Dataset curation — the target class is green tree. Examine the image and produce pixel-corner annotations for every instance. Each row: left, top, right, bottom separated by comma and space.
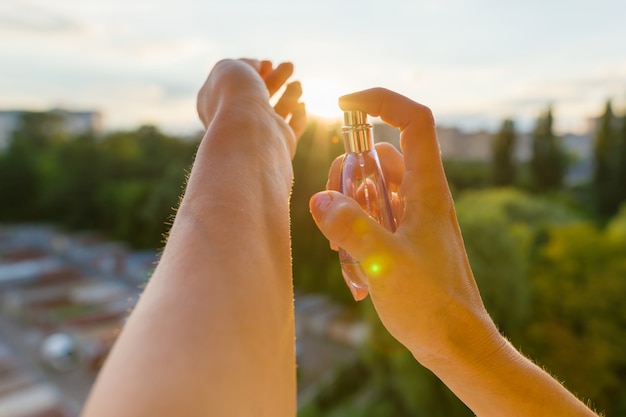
491, 119, 517, 186
455, 188, 577, 336
38, 132, 103, 228
0, 117, 198, 248
9, 111, 68, 150
616, 108, 626, 210
530, 107, 566, 191
592, 100, 621, 216
94, 126, 197, 247
526, 216, 626, 415
0, 136, 41, 220
442, 160, 490, 193
0, 112, 69, 220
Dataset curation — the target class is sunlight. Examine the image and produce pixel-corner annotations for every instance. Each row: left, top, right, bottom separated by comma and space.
300, 79, 343, 121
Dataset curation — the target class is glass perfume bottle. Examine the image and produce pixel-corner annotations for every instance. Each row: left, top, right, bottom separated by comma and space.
338, 110, 397, 291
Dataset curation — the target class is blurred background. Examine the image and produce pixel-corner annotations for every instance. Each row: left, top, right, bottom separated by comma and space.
1, 0, 625, 416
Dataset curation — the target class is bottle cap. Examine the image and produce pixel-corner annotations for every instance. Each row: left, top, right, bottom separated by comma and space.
343, 110, 367, 127
342, 110, 374, 153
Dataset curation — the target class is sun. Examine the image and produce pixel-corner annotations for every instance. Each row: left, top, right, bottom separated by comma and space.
299, 79, 344, 121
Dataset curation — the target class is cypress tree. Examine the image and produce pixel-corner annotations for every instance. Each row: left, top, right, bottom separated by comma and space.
592, 100, 620, 216
530, 107, 566, 191
617, 107, 626, 210
492, 119, 517, 186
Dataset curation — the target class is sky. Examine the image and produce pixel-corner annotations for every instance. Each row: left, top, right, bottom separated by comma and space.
1, 0, 625, 135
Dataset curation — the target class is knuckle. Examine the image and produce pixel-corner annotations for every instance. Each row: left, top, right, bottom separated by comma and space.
412, 104, 435, 128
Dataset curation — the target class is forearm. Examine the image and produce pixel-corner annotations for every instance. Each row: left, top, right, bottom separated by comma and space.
421, 309, 599, 417
82, 123, 296, 417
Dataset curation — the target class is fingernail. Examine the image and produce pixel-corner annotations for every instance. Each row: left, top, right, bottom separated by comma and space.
338, 94, 356, 110
347, 284, 368, 302
337, 96, 348, 109
309, 191, 334, 222
354, 288, 369, 301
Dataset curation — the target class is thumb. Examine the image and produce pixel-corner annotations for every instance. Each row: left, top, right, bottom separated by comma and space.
309, 191, 393, 263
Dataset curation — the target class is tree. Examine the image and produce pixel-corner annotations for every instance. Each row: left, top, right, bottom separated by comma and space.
527, 218, 626, 415
38, 132, 104, 227
0, 112, 68, 221
0, 119, 198, 248
491, 119, 517, 186
592, 100, 621, 216
530, 107, 566, 191
616, 108, 626, 210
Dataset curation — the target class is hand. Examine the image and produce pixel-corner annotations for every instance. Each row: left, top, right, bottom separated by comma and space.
309, 88, 499, 364
196, 59, 306, 158
182, 59, 307, 218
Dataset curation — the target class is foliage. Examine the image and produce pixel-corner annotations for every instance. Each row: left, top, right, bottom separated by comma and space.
0, 113, 198, 248
524, 213, 626, 415
491, 119, 518, 186
442, 160, 491, 194
592, 100, 623, 217
530, 107, 567, 191
619, 112, 626, 208
454, 188, 578, 335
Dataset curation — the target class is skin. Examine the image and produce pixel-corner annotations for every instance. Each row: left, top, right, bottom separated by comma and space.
81, 58, 600, 417
309, 88, 600, 416
81, 58, 305, 417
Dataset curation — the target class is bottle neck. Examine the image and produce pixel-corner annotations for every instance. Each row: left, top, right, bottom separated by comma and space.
342, 124, 374, 153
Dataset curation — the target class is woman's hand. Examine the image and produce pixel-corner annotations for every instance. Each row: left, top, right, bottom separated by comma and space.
196, 59, 306, 158
309, 88, 498, 364
182, 59, 306, 219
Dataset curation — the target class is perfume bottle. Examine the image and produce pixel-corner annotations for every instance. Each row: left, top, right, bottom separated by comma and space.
338, 110, 397, 291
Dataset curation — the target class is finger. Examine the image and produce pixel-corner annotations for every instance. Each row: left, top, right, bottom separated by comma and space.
259, 60, 273, 78
265, 62, 294, 97
309, 191, 395, 266
327, 144, 402, 191
274, 81, 302, 118
338, 88, 443, 181
340, 273, 369, 301
289, 102, 307, 140
375, 143, 405, 222
375, 142, 405, 188
353, 287, 369, 301
325, 156, 343, 252
327, 144, 403, 224
339, 88, 450, 230
326, 155, 344, 192
325, 156, 342, 251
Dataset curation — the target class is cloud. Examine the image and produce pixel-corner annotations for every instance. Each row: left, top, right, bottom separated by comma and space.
501, 70, 626, 113
0, 3, 84, 34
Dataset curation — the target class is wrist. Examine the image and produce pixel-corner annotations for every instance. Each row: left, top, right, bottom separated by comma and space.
199, 101, 294, 161
414, 302, 505, 373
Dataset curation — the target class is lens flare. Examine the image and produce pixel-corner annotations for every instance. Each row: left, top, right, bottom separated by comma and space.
362, 252, 392, 278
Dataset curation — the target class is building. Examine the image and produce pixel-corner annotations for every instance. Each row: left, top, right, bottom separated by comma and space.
372, 121, 596, 185
0, 109, 103, 150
